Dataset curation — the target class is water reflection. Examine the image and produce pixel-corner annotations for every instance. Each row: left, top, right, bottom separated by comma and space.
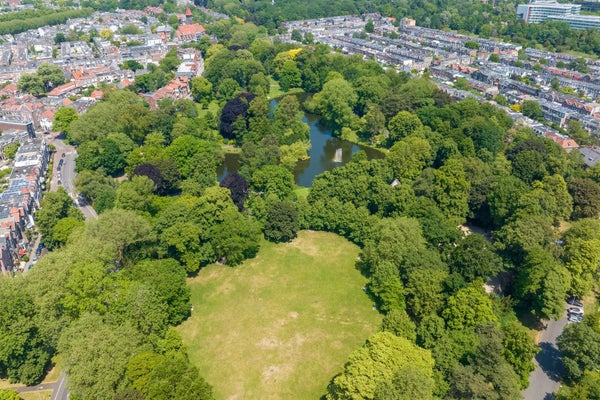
217, 105, 384, 188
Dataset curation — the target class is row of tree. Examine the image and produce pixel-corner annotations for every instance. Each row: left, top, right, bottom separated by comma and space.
0, 8, 92, 35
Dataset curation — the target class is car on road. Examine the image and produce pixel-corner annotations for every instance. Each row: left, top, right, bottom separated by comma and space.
567, 298, 584, 307
568, 307, 584, 315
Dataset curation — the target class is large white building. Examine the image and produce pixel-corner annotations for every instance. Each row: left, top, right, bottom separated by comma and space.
516, 1, 581, 23
517, 1, 600, 30
549, 14, 600, 30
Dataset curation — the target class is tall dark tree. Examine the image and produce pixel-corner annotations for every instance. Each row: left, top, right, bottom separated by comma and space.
220, 172, 249, 211
133, 163, 164, 194
219, 92, 256, 141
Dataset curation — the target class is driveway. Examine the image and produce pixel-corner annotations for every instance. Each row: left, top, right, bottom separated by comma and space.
522, 313, 568, 400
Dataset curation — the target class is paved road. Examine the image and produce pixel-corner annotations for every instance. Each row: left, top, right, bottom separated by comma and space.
50, 373, 68, 400
47, 134, 97, 220
522, 313, 568, 400
11, 381, 58, 394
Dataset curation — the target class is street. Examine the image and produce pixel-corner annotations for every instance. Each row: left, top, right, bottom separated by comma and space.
50, 373, 68, 400
47, 134, 97, 220
522, 313, 568, 400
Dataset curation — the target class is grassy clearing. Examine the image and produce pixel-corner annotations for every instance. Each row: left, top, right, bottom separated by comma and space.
294, 186, 310, 199
267, 77, 304, 100
19, 391, 52, 400
197, 100, 220, 118
178, 230, 381, 400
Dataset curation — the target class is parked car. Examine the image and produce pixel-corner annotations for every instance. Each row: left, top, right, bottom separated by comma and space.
568, 307, 584, 315
57, 179, 62, 185
568, 314, 584, 323
61, 153, 65, 158
567, 298, 584, 307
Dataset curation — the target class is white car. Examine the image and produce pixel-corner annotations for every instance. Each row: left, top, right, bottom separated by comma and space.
568, 307, 584, 315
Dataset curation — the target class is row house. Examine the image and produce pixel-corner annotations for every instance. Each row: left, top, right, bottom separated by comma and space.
175, 23, 206, 43
0, 96, 44, 127
176, 49, 204, 78
539, 100, 573, 128
579, 115, 600, 136
143, 76, 190, 109
0, 137, 48, 273
544, 131, 579, 152
46, 81, 77, 99
541, 91, 600, 115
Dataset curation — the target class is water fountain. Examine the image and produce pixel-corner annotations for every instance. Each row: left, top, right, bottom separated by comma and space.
333, 148, 342, 163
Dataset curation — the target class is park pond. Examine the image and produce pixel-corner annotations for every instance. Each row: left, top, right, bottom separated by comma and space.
217, 102, 385, 187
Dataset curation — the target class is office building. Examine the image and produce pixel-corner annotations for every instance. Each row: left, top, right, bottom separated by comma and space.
517, 1, 581, 23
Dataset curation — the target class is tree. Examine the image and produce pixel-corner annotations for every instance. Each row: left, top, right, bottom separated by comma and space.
449, 234, 502, 282
0, 390, 21, 400
133, 163, 163, 194
52, 107, 78, 135
291, 29, 302, 42
127, 351, 214, 400
59, 314, 143, 400
558, 321, 600, 383
495, 94, 507, 106
219, 92, 256, 141
502, 321, 538, 388
327, 332, 435, 400
365, 18, 374, 33
488, 53, 500, 62
514, 246, 570, 320
3, 142, 19, 160
36, 187, 83, 249
52, 217, 84, 247
125, 259, 190, 325
381, 308, 416, 341
361, 217, 426, 271
190, 76, 213, 105
99, 138, 126, 175
314, 78, 357, 134
263, 201, 299, 242
251, 165, 295, 200
115, 176, 156, 214
75, 169, 116, 204
562, 219, 600, 296
17, 74, 44, 96
568, 178, 600, 219
449, 325, 521, 399
220, 172, 249, 211
454, 77, 469, 90
432, 158, 471, 224
387, 111, 424, 145
210, 209, 261, 265
0, 282, 51, 385
442, 282, 497, 330
557, 370, 600, 400
369, 261, 405, 313
36, 63, 65, 91
83, 208, 154, 267
278, 60, 302, 91
522, 100, 543, 120
464, 40, 480, 50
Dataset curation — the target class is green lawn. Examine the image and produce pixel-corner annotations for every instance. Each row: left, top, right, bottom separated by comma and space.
267, 77, 304, 100
178, 230, 381, 400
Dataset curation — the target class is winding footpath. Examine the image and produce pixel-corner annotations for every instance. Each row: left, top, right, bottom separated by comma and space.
522, 312, 568, 400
